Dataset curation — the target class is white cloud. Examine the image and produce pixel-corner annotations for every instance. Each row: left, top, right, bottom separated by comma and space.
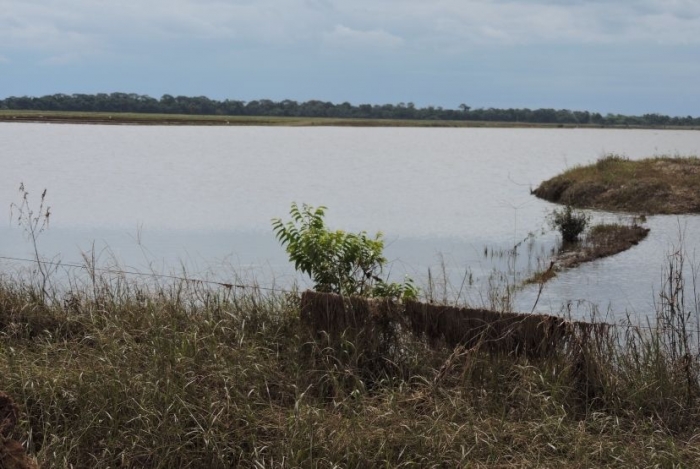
323, 25, 403, 50
0, 2, 102, 61
41, 52, 83, 65
0, 0, 699, 63
0, 0, 327, 59
326, 0, 700, 46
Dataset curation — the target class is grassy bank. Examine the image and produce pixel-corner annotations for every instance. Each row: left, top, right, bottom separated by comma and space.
1, 263, 700, 467
533, 155, 700, 214
1, 110, 699, 129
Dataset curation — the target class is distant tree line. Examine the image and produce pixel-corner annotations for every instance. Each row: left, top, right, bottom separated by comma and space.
1, 92, 698, 127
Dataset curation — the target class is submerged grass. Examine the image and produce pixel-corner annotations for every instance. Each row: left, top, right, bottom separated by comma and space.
533, 155, 700, 214
1, 257, 700, 467
523, 221, 650, 286
558, 222, 650, 269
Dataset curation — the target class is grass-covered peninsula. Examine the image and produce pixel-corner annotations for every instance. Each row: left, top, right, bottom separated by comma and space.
533, 155, 700, 214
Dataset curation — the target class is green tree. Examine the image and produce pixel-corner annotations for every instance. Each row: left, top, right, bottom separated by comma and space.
272, 203, 417, 300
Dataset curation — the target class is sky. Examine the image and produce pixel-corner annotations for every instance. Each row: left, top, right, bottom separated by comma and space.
1, 0, 699, 116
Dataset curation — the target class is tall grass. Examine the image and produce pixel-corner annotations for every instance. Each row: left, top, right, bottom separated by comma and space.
1, 248, 700, 467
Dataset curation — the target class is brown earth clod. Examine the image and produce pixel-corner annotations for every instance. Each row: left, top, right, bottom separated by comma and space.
0, 392, 40, 469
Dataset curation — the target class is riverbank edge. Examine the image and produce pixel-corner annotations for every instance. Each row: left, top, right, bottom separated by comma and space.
2, 110, 700, 129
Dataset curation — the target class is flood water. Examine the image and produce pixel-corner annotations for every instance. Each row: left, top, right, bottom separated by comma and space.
2, 123, 700, 321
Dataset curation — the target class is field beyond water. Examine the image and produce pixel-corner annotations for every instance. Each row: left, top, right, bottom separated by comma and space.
2, 262, 700, 468
1, 110, 697, 129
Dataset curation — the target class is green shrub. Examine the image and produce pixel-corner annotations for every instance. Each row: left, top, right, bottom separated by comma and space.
272, 202, 417, 300
550, 205, 589, 243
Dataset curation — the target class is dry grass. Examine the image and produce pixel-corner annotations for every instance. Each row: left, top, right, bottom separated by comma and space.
1, 266, 700, 467
533, 155, 700, 214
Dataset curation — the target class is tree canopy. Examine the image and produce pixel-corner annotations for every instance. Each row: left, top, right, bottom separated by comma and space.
1, 92, 697, 127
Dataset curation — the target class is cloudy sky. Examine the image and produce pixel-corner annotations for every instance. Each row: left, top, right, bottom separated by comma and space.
1, 0, 699, 115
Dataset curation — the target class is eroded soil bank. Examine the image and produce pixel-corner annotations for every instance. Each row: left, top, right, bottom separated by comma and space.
533, 156, 700, 214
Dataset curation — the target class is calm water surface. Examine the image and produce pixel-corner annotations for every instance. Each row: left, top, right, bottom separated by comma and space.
2, 123, 700, 320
